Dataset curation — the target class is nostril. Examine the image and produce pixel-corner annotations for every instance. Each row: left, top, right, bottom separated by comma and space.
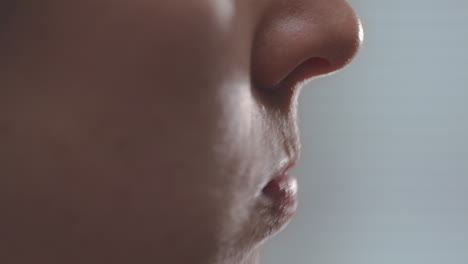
253, 57, 334, 111
288, 57, 333, 83
271, 57, 332, 91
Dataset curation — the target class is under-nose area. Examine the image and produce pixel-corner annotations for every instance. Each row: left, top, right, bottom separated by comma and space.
251, 0, 363, 92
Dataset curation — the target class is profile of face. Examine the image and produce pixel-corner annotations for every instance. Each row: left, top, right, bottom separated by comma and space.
0, 0, 362, 263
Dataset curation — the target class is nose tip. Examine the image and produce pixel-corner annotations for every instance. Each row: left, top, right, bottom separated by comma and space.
298, 17, 363, 83
323, 16, 364, 74
252, 0, 363, 91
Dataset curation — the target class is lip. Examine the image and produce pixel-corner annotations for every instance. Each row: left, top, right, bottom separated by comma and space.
247, 144, 300, 241
256, 157, 299, 229
262, 172, 298, 209
261, 157, 298, 206
263, 155, 298, 190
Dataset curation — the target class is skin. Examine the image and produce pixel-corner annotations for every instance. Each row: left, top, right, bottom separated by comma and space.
0, 0, 362, 263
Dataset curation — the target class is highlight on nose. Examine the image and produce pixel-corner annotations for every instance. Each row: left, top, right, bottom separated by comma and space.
251, 0, 364, 93
284, 19, 364, 88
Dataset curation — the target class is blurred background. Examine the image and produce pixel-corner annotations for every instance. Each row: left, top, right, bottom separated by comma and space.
264, 0, 468, 263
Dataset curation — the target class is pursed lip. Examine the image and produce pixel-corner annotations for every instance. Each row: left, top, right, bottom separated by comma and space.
254, 152, 299, 234
277, 156, 298, 177
256, 151, 299, 195
257, 133, 301, 184
270, 150, 299, 181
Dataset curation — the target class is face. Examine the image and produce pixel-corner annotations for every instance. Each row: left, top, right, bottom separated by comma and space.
0, 0, 362, 263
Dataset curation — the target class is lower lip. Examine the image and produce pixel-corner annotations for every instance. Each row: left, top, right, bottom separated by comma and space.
261, 173, 298, 218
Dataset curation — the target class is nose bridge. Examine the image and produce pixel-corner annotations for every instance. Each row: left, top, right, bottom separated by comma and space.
252, 0, 363, 89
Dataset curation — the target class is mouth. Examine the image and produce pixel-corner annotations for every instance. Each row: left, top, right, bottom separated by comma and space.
261, 158, 298, 210
254, 157, 299, 236
261, 171, 298, 209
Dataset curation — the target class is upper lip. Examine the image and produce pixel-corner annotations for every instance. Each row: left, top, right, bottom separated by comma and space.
259, 155, 299, 194
274, 152, 299, 179
266, 122, 301, 183
257, 140, 300, 194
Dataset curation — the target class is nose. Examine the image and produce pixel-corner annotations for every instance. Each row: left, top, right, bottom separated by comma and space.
251, 0, 363, 96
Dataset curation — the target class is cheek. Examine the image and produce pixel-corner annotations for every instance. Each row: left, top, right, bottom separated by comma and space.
3, 0, 262, 260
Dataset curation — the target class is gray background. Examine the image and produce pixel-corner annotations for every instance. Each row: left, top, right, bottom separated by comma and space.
264, 0, 468, 263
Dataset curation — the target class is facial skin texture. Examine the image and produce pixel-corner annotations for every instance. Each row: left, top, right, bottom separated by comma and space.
0, 0, 362, 263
